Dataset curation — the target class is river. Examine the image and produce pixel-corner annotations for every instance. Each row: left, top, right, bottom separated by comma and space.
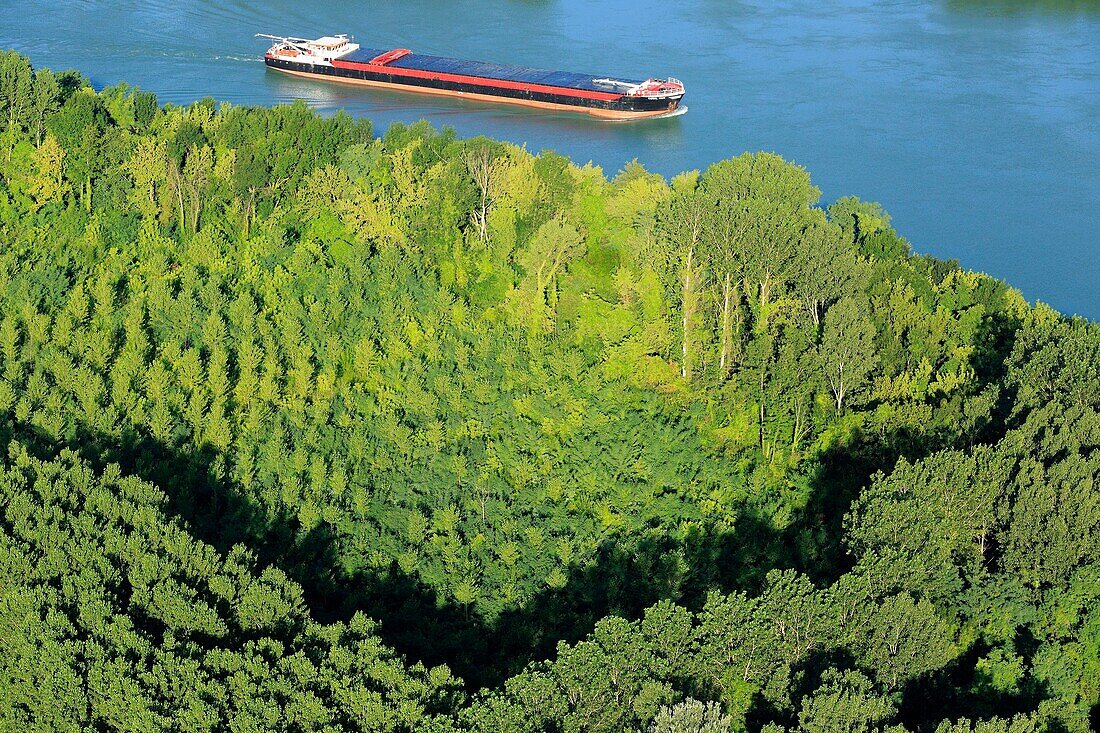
3, 0, 1098, 316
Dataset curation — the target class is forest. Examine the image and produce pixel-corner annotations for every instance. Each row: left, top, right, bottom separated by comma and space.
0, 49, 1097, 732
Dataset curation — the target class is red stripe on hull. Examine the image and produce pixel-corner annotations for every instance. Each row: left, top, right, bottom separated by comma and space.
266, 64, 680, 119
331, 59, 623, 102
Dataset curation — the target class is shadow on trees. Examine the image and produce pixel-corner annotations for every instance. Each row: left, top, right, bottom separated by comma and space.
474, 511, 797, 684
0, 394, 1010, 695
0, 415, 933, 689
787, 310, 1024, 587
895, 635, 1050, 731
785, 419, 969, 587
742, 647, 861, 732
1, 414, 800, 688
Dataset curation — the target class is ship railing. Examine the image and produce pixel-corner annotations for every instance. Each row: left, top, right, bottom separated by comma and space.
593, 78, 637, 89
256, 33, 348, 43
256, 33, 353, 56
257, 33, 312, 45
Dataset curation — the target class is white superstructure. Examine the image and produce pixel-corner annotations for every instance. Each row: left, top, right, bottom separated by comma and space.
256, 33, 360, 66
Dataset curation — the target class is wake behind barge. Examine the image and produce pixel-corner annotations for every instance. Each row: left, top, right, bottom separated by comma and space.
258, 34, 685, 120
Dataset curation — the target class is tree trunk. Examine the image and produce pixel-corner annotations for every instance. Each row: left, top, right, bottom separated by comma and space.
759, 367, 766, 448
681, 244, 696, 380
792, 402, 806, 450
719, 271, 733, 378
6, 109, 14, 163
479, 196, 488, 241
833, 363, 845, 413
172, 164, 185, 229
758, 270, 773, 330
809, 298, 821, 327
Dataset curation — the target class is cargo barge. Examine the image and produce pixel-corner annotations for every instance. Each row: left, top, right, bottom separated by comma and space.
258, 34, 685, 120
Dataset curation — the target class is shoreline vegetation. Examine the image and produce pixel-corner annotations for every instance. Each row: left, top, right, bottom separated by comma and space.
1, 50, 1098, 732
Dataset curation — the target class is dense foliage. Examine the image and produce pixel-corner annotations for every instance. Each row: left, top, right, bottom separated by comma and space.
0, 50, 1097, 731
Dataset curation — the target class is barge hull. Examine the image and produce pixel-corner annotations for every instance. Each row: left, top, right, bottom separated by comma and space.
265, 57, 682, 119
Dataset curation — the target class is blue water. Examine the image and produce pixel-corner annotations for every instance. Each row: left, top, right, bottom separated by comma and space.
3, 0, 1098, 316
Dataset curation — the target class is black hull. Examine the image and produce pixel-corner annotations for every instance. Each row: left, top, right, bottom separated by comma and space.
265, 57, 683, 117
